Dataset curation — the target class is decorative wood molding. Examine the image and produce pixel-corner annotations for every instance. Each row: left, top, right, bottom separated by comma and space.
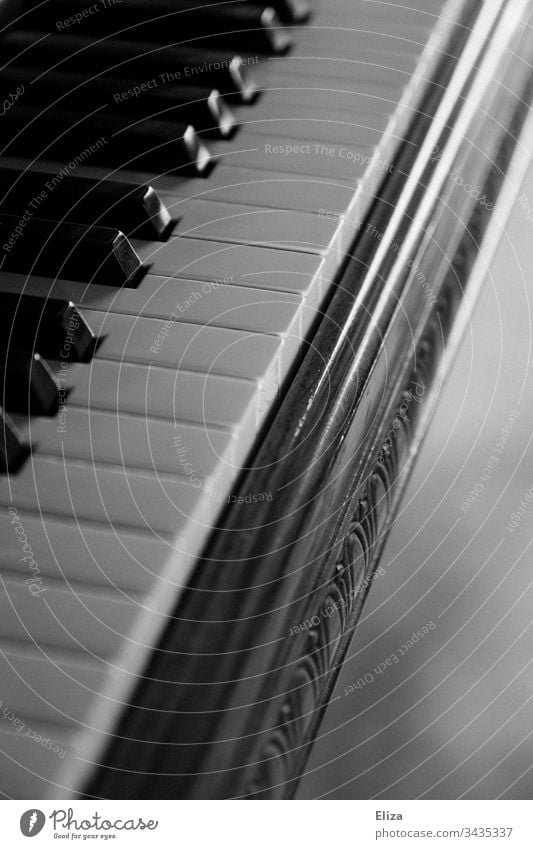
242, 300, 451, 798
239, 90, 533, 798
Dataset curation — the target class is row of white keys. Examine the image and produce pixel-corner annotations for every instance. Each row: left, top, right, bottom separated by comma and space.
130, 236, 329, 303
291, 15, 437, 50
6, 279, 310, 472
250, 70, 417, 107
0, 301, 301, 527
95, 81, 410, 213
0, 320, 285, 502
142, 207, 346, 273
0, 0, 435, 593
235, 109, 392, 146
0, 452, 229, 536
203, 72, 404, 177
0, 225, 329, 593
0, 7, 447, 562
0, 267, 318, 335
170, 199, 346, 253
157, 166, 356, 214
66, 361, 261, 429
238, 85, 405, 115
0, 251, 326, 787
290, 38, 434, 65
14, 409, 239, 477
231, 114, 386, 150
206, 0, 440, 190
311, 0, 445, 21
0, 284, 288, 400
86, 308, 299, 385
0, 262, 313, 377
204, 131, 372, 180
106, 83, 405, 186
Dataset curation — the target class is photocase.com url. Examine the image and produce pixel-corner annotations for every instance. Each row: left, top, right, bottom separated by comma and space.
375, 826, 513, 840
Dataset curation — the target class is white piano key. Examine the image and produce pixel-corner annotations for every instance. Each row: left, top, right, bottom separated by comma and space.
132, 236, 327, 303
0, 454, 218, 534
254, 56, 416, 88
282, 42, 424, 73
295, 16, 433, 44
0, 353, 260, 431
0, 574, 140, 657
16, 410, 238, 478
67, 361, 260, 429
85, 310, 287, 389
0, 721, 74, 799
313, 1, 444, 22
235, 87, 396, 121
242, 114, 385, 148
239, 107, 391, 144
0, 271, 308, 335
207, 131, 371, 181
157, 167, 356, 214
0, 644, 106, 726
0, 510, 188, 593
171, 201, 346, 264
242, 84, 404, 115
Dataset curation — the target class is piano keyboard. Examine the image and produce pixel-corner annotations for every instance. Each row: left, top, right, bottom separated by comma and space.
0, 0, 526, 798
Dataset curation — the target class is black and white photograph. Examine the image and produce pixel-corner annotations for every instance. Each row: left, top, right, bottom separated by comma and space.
0, 0, 532, 842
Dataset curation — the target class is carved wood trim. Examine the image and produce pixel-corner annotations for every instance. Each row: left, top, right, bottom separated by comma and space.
238, 92, 533, 798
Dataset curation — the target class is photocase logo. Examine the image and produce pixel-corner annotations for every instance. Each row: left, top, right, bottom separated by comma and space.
20, 810, 45, 837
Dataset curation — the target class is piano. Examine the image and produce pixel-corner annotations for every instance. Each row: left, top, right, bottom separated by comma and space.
0, 0, 531, 799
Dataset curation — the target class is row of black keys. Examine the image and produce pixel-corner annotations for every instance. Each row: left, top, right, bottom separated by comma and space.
0, 0, 313, 471
0, 0, 315, 285
0, 166, 168, 284
0, 0, 313, 172
1, 344, 80, 473
0, 0, 315, 276
0, 167, 170, 471
21, 0, 310, 36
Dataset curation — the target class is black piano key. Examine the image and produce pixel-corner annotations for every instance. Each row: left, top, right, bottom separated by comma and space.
0, 66, 237, 139
0, 407, 29, 473
4, 31, 258, 103
105, 81, 238, 140
0, 105, 213, 175
110, 82, 237, 139
41, 1, 292, 55
198, 89, 238, 139
0, 215, 144, 287
0, 167, 173, 240
156, 0, 311, 24
0, 349, 61, 416
0, 293, 97, 363
259, 0, 311, 23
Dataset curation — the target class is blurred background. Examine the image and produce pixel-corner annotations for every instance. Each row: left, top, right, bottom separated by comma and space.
298, 161, 533, 800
